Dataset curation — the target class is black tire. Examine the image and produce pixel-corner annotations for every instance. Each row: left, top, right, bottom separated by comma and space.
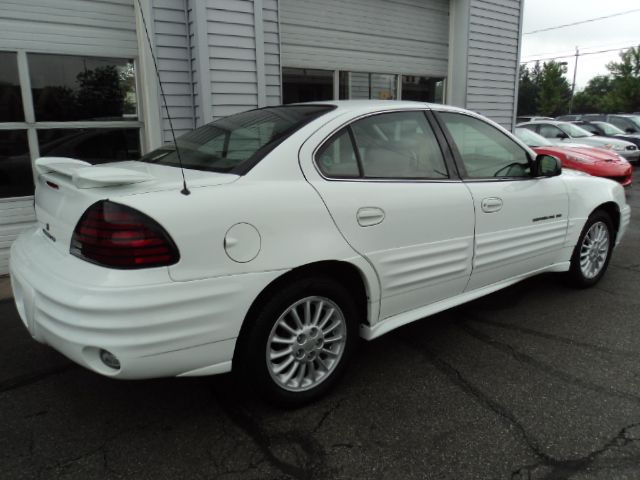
234, 276, 358, 407
566, 210, 615, 288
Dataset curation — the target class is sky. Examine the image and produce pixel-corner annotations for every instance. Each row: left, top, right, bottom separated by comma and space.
520, 0, 640, 91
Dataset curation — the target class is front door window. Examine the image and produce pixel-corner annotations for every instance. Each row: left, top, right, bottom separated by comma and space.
438, 112, 530, 178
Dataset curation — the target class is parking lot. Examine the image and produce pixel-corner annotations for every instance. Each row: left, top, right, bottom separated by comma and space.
1, 170, 639, 480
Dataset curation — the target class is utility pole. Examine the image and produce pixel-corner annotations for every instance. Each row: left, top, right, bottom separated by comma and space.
569, 47, 579, 114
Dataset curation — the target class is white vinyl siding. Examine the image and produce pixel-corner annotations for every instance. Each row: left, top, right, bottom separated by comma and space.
152, 0, 196, 141
0, 198, 36, 274
204, 0, 281, 120
280, 0, 449, 77
466, 0, 523, 130
263, 0, 281, 106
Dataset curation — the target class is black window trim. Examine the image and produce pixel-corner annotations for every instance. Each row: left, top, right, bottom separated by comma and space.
431, 110, 536, 183
312, 108, 460, 183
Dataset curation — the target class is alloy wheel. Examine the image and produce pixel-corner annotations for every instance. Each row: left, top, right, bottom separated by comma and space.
266, 296, 347, 392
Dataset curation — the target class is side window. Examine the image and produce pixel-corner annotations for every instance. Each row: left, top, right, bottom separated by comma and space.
350, 111, 448, 179
609, 117, 629, 131
579, 123, 598, 134
439, 112, 530, 178
539, 124, 564, 139
316, 129, 360, 177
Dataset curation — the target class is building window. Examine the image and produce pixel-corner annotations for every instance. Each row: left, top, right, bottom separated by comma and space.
0, 52, 24, 122
282, 68, 333, 104
339, 72, 397, 100
283, 67, 446, 104
402, 76, 445, 103
37, 129, 140, 165
0, 51, 143, 199
28, 54, 137, 122
0, 130, 32, 198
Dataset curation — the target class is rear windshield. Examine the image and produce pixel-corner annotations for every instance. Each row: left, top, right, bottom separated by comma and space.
139, 105, 335, 174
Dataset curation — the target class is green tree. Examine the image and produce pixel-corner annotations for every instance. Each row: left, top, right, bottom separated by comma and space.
517, 64, 539, 115
536, 61, 572, 117
76, 65, 125, 120
572, 75, 615, 114
606, 45, 640, 112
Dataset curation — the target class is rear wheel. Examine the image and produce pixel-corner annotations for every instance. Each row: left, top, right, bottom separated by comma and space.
567, 211, 614, 288
235, 276, 358, 407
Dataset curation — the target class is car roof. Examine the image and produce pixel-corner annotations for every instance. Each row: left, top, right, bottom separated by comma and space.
518, 120, 565, 125
301, 100, 468, 115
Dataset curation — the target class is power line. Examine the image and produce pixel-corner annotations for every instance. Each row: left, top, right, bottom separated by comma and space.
521, 45, 637, 64
524, 8, 640, 35
525, 39, 640, 59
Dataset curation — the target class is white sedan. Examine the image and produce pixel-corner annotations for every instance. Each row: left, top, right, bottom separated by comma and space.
10, 101, 631, 405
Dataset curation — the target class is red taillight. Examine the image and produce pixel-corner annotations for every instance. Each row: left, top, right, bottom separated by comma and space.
70, 201, 179, 269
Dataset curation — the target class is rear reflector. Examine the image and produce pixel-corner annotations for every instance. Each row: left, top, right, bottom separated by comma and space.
70, 201, 179, 269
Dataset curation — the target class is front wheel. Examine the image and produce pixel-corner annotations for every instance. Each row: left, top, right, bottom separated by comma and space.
566, 211, 615, 288
234, 276, 358, 407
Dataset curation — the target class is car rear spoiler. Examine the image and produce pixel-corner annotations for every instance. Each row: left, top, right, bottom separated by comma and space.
35, 157, 153, 189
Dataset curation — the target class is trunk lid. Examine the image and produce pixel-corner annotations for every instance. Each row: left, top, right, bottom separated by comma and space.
34, 157, 238, 256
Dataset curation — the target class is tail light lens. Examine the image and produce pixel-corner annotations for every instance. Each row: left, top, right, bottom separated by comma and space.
70, 201, 179, 269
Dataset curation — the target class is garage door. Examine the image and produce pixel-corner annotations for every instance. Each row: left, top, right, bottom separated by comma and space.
279, 0, 449, 77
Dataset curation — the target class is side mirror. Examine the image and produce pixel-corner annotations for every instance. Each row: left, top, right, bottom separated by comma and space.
556, 132, 568, 139
626, 128, 636, 134
533, 154, 562, 177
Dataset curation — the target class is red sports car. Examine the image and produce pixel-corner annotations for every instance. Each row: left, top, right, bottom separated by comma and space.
515, 127, 633, 187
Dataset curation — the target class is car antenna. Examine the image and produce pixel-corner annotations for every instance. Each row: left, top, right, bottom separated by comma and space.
136, 0, 190, 196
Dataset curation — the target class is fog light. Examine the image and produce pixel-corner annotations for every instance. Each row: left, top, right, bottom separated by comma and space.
99, 349, 121, 370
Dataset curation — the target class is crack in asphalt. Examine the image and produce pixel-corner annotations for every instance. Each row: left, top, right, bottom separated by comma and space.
399, 332, 640, 480
511, 422, 640, 480
457, 320, 640, 404
37, 425, 136, 479
468, 315, 640, 359
0, 363, 76, 394
215, 394, 333, 480
610, 263, 640, 274
312, 397, 347, 434
399, 333, 552, 464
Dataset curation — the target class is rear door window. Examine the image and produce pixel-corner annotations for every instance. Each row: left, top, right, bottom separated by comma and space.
315, 111, 449, 180
351, 111, 448, 179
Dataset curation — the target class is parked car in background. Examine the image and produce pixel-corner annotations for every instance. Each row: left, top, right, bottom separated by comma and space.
571, 120, 640, 156
10, 101, 632, 406
516, 115, 554, 123
582, 114, 640, 134
556, 114, 582, 121
515, 127, 633, 186
517, 120, 640, 163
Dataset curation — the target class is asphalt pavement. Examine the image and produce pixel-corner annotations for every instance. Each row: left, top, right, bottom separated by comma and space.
1, 169, 640, 480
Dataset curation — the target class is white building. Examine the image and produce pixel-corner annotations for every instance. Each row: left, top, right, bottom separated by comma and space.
0, 0, 524, 274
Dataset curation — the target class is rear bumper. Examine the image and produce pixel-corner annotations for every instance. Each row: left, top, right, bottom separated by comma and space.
10, 227, 283, 379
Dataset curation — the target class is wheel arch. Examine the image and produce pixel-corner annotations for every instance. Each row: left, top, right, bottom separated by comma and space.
594, 201, 620, 239
233, 260, 372, 364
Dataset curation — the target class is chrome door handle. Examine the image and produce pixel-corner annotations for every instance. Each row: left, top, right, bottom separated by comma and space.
481, 197, 503, 213
357, 207, 385, 227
